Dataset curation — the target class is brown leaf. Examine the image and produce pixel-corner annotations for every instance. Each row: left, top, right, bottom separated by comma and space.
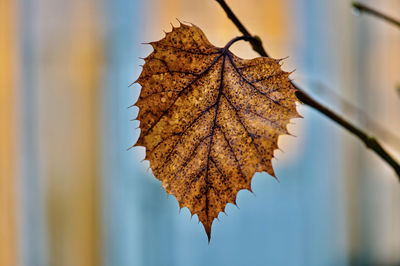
134, 22, 300, 241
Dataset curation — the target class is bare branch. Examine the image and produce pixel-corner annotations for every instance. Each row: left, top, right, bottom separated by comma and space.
216, 0, 400, 179
352, 2, 400, 28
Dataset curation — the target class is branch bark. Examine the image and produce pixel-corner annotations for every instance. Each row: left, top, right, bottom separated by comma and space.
215, 0, 400, 179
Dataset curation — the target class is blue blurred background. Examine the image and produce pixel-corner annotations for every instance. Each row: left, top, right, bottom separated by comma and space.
1, 0, 400, 266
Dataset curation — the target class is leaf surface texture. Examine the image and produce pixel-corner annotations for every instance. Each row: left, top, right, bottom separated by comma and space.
134, 23, 300, 240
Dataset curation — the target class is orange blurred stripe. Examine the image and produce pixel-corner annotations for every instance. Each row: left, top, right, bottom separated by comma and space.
39, 1, 102, 266
0, 0, 17, 265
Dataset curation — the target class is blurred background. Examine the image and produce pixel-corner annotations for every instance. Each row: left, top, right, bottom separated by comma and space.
1, 0, 400, 265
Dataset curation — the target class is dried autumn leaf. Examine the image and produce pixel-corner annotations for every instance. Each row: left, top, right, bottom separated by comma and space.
133, 22, 300, 241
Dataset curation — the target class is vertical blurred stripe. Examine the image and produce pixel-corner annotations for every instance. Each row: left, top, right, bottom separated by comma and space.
0, 0, 17, 265
353, 1, 400, 264
18, 0, 48, 265
101, 1, 149, 266
36, 1, 101, 266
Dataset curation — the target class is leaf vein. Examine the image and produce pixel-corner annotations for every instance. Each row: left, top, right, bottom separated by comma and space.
142, 53, 224, 137
227, 53, 290, 111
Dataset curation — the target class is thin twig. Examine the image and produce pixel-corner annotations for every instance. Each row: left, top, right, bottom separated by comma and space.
215, 0, 268, 57
352, 2, 400, 28
215, 0, 400, 179
311, 81, 400, 151
295, 90, 400, 178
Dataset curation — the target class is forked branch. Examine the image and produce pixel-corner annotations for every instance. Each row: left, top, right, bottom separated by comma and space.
215, 0, 400, 179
